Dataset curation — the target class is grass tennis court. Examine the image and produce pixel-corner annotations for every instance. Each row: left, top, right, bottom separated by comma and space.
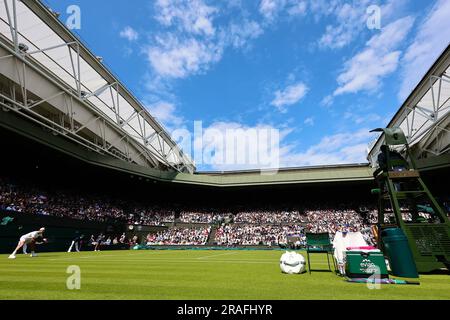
1, 250, 449, 300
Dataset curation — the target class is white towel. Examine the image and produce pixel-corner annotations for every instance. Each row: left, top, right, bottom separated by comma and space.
333, 231, 368, 263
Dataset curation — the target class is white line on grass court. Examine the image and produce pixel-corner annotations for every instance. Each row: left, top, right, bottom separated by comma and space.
39, 257, 332, 265
47, 251, 166, 261
51, 258, 275, 264
196, 251, 239, 259
46, 250, 269, 261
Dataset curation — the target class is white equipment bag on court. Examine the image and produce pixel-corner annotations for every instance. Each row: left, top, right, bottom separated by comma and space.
280, 251, 306, 274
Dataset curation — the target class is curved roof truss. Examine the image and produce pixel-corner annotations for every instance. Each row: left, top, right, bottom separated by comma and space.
367, 44, 450, 166
0, 0, 195, 173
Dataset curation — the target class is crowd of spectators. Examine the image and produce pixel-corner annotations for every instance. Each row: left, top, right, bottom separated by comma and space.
179, 211, 231, 224
179, 212, 213, 223
234, 210, 306, 224
215, 224, 304, 246
0, 177, 174, 225
304, 209, 375, 245
146, 227, 211, 245
304, 209, 369, 234
128, 208, 174, 226
0, 175, 376, 245
7, 175, 450, 247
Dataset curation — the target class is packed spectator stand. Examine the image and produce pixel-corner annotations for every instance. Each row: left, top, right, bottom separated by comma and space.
0, 175, 418, 248
215, 224, 304, 246
146, 227, 211, 245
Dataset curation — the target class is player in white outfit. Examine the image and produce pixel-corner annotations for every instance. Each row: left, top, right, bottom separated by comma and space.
8, 227, 46, 259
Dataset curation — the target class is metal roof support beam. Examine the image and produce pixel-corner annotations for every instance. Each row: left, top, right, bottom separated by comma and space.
103, 132, 159, 168
408, 74, 450, 146
108, 84, 120, 124
78, 82, 174, 165
122, 109, 145, 128
81, 82, 118, 100
0, 99, 116, 159
26, 91, 66, 110
25, 41, 78, 56
1, 0, 195, 172
368, 45, 450, 166
0, 51, 148, 166
74, 115, 101, 134
2, 0, 18, 51
414, 108, 450, 156
26, 40, 82, 98
19, 0, 194, 172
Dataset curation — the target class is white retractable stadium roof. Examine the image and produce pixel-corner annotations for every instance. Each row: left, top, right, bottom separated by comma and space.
0, 0, 195, 173
368, 44, 450, 165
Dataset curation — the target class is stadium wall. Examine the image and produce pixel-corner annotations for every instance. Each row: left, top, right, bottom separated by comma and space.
0, 210, 126, 254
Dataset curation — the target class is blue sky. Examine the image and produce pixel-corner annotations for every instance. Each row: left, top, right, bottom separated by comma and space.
44, 0, 450, 171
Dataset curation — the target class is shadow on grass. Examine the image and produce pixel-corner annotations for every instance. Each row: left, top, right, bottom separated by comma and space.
306, 269, 335, 273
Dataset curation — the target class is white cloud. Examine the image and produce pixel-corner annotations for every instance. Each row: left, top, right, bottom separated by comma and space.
227, 20, 264, 49
154, 0, 217, 36
318, 1, 370, 50
186, 114, 374, 170
194, 121, 288, 171
288, 1, 307, 16
308, 0, 341, 20
119, 26, 139, 41
191, 122, 374, 170
259, 0, 284, 21
380, 0, 408, 21
399, 0, 450, 100
147, 1, 222, 79
271, 82, 309, 112
304, 117, 314, 126
146, 101, 184, 131
333, 16, 415, 96
147, 1, 266, 80
344, 112, 382, 124
146, 35, 223, 79
280, 128, 374, 167
319, 24, 354, 50
321, 95, 334, 107
147, 101, 183, 126
259, 0, 308, 21
316, 0, 409, 50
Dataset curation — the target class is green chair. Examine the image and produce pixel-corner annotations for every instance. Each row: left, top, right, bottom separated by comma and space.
305, 232, 336, 274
